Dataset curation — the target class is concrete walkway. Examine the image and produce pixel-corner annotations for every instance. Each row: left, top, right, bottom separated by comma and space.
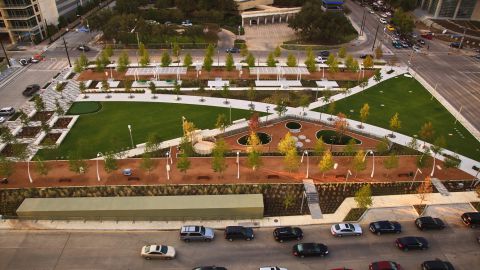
1, 191, 477, 231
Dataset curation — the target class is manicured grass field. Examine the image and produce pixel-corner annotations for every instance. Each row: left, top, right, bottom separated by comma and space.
67, 101, 102, 114
315, 75, 480, 160
38, 102, 257, 159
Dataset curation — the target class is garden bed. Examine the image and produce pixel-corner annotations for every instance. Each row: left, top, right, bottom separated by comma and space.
16, 126, 41, 138
30, 111, 54, 122
413, 204, 426, 215
40, 133, 62, 145
0, 143, 28, 157
343, 208, 366, 221
52, 117, 73, 129
316, 130, 361, 145
237, 132, 272, 145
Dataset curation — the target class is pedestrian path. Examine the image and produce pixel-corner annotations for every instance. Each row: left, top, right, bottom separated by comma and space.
431, 178, 450, 196
28, 59, 70, 71
303, 179, 322, 219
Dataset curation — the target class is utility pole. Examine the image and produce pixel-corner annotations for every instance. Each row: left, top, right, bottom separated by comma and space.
360, 10, 367, 36
459, 27, 467, 49
0, 40, 11, 67
63, 37, 72, 67
371, 24, 379, 51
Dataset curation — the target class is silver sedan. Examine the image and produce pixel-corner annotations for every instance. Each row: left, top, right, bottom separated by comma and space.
330, 223, 363, 237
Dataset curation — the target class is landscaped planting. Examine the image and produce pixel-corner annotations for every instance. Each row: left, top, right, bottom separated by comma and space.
52, 117, 73, 129
316, 130, 361, 145
237, 132, 272, 145
30, 111, 54, 122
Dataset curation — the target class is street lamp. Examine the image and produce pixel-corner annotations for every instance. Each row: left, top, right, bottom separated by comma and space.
410, 168, 423, 188
127, 124, 134, 148
266, 106, 270, 123
96, 152, 102, 182
236, 151, 240, 179
300, 150, 310, 178
363, 150, 375, 178
27, 159, 33, 183
166, 151, 171, 181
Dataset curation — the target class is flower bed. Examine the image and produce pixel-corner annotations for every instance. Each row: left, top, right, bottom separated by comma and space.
0, 143, 28, 157
30, 111, 54, 122
16, 126, 41, 138
40, 133, 62, 145
52, 117, 73, 129
343, 208, 366, 221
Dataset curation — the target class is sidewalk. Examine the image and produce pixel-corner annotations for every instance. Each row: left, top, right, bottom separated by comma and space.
1, 191, 477, 231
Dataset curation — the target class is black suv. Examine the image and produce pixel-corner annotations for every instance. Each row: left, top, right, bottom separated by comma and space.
395, 236, 429, 251
192, 267, 227, 270
421, 259, 454, 270
224, 226, 254, 241
461, 212, 480, 228
292, 243, 328, 258
273, 226, 303, 242
369, 220, 402, 235
415, 216, 445, 230
22, 84, 40, 97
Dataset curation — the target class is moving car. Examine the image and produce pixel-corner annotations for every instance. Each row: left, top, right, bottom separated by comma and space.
369, 261, 403, 270
273, 226, 303, 242
461, 212, 480, 228
224, 226, 254, 241
192, 267, 227, 270
386, 25, 395, 31
369, 220, 402, 235
22, 84, 40, 97
395, 236, 429, 251
380, 18, 388, 24
141, 244, 175, 260
0, 107, 15, 116
30, 54, 44, 63
415, 216, 445, 230
259, 267, 287, 270
421, 259, 455, 270
180, 225, 215, 242
331, 223, 362, 237
77, 45, 90, 52
225, 48, 240, 53
292, 243, 328, 258
181, 20, 193, 26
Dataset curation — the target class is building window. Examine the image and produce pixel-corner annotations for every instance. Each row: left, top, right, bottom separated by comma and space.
456, 0, 476, 18
428, 0, 439, 15
438, 0, 458, 18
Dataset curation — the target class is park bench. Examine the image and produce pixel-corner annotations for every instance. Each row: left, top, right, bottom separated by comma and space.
128, 177, 140, 181
58, 178, 71, 183
197, 175, 211, 180
267, 175, 280, 179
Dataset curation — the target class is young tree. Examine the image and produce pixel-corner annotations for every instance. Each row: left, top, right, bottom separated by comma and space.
221, 84, 230, 104
327, 101, 336, 120
284, 148, 300, 172
392, 8, 414, 35
73, 58, 83, 73
326, 54, 339, 72
248, 113, 260, 132
177, 151, 191, 175
215, 113, 229, 133
363, 55, 374, 69
359, 103, 369, 128
240, 43, 248, 58
34, 156, 49, 177
183, 53, 192, 67
419, 121, 435, 147
350, 58, 360, 73
101, 80, 110, 92
286, 53, 297, 67
68, 151, 88, 174
140, 48, 150, 67
0, 127, 15, 145
103, 152, 118, 174
298, 94, 310, 115
225, 53, 235, 71
373, 69, 382, 83
278, 132, 296, 155
145, 132, 162, 154
383, 153, 399, 177
351, 149, 367, 178
376, 137, 391, 154
138, 42, 146, 59
318, 149, 335, 178
34, 95, 45, 112
247, 149, 262, 172
343, 138, 358, 156
314, 137, 326, 155
274, 99, 287, 117
345, 54, 354, 70
389, 113, 401, 137
246, 53, 255, 67
417, 148, 431, 168
374, 46, 383, 59
95, 55, 105, 72
172, 42, 181, 62
78, 53, 89, 70
338, 46, 347, 58
203, 53, 213, 72
274, 46, 282, 57
54, 99, 65, 116
430, 135, 446, 161
267, 52, 276, 67
212, 138, 228, 176
55, 82, 64, 99
444, 154, 461, 169
117, 50, 130, 72
161, 51, 172, 67
304, 47, 317, 72
247, 86, 256, 108
140, 153, 155, 176
79, 81, 87, 98
334, 112, 348, 142
149, 81, 156, 97
104, 44, 113, 57
173, 80, 181, 100
0, 155, 13, 178
206, 43, 215, 57
18, 109, 30, 127
417, 177, 433, 205
354, 184, 373, 209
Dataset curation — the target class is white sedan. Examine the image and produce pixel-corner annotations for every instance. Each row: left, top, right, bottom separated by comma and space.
380, 18, 388, 24
260, 267, 287, 270
331, 223, 363, 237
141, 244, 176, 260
0, 117, 5, 124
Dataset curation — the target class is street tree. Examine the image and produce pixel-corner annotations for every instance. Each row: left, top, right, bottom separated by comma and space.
247, 150, 262, 172
274, 46, 282, 57
203, 53, 213, 72
417, 177, 433, 205
284, 148, 300, 172
392, 8, 414, 35
345, 54, 354, 70
318, 149, 335, 178
124, 79, 133, 98
161, 51, 172, 67
363, 55, 374, 69
0, 155, 13, 178
140, 48, 150, 67
74, 58, 82, 73
298, 94, 310, 115
177, 151, 191, 176
34, 95, 45, 112
383, 153, 399, 177
374, 46, 383, 59
215, 113, 229, 133
246, 53, 255, 67
355, 184, 373, 209
183, 53, 192, 67
278, 132, 296, 155
389, 113, 401, 137
247, 86, 256, 107
34, 156, 49, 177
212, 138, 228, 177
267, 52, 276, 67
103, 152, 118, 174
338, 46, 347, 58
206, 43, 215, 57
304, 47, 317, 72
117, 51, 130, 72
172, 42, 181, 62
326, 54, 339, 72
221, 84, 230, 104
104, 44, 113, 57
373, 69, 382, 83
140, 153, 155, 176
138, 42, 146, 58
240, 43, 248, 57
314, 136, 326, 155
327, 101, 336, 120
173, 80, 181, 100
286, 53, 297, 67
225, 53, 234, 71
351, 149, 367, 178
419, 121, 435, 147
149, 81, 156, 98
68, 150, 88, 175
334, 112, 348, 142
78, 53, 89, 70
359, 103, 369, 128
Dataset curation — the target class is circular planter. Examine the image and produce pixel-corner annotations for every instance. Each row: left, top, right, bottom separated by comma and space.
285, 121, 302, 133
316, 130, 361, 145
238, 132, 272, 145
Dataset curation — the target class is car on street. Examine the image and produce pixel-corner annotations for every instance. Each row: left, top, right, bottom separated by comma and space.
141, 244, 175, 260
380, 18, 388, 24
181, 20, 193, 26
273, 226, 303, 242
415, 216, 445, 230
22, 84, 40, 97
450, 42, 462, 48
180, 225, 215, 242
225, 48, 239, 53
386, 24, 395, 31
259, 267, 287, 270
417, 39, 426, 45
315, 56, 326, 63
224, 226, 254, 241
369, 220, 402, 235
461, 212, 480, 228
30, 54, 44, 63
0, 117, 5, 124
0, 107, 15, 116
421, 259, 455, 270
19, 58, 30, 66
331, 223, 362, 237
392, 41, 403, 49
292, 243, 328, 258
477, 235, 480, 243
318, 50, 330, 57
385, 11, 392, 16
192, 267, 227, 270
412, 45, 421, 53
369, 261, 403, 270
395, 236, 429, 251
474, 54, 480, 60
77, 45, 91, 52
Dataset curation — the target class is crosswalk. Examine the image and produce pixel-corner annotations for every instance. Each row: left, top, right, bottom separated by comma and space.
27, 59, 70, 71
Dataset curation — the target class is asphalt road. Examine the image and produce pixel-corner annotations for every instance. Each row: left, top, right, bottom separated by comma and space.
0, 220, 478, 270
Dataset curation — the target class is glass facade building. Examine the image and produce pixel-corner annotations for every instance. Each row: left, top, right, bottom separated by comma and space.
420, 0, 479, 19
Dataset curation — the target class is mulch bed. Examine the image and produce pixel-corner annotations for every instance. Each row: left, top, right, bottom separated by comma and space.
40, 133, 62, 145
343, 208, 367, 221
0, 143, 28, 157
471, 202, 480, 211
413, 204, 427, 215
52, 117, 73, 129
30, 111, 54, 122
16, 126, 41, 138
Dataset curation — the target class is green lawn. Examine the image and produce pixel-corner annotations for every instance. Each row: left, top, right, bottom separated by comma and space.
38, 102, 257, 159
315, 75, 480, 161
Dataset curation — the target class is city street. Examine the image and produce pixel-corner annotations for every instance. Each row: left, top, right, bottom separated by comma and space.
0, 217, 478, 270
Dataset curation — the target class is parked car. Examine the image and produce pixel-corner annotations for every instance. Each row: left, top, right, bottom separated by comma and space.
417, 39, 426, 45
22, 84, 40, 97
181, 20, 193, 26
421, 259, 455, 270
461, 212, 480, 228
385, 11, 392, 16
386, 24, 395, 31
0, 107, 15, 116
412, 45, 421, 53
164, 21, 172, 25
224, 226, 254, 241
0, 117, 5, 124
331, 223, 362, 237
318, 50, 330, 57
415, 216, 445, 230
225, 48, 240, 53
330, 268, 353, 270
369, 261, 403, 270
392, 41, 403, 49
315, 56, 326, 63
141, 244, 175, 260
380, 18, 388, 24
259, 267, 287, 270
180, 225, 215, 242
395, 236, 429, 251
380, 13, 388, 18
450, 42, 462, 48
292, 243, 328, 258
369, 220, 402, 235
122, 168, 132, 176
77, 45, 90, 52
19, 58, 30, 66
477, 235, 480, 244
273, 226, 303, 242
30, 54, 44, 63
192, 267, 227, 270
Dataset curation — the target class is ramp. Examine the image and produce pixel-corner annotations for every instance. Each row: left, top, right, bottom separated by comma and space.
431, 178, 450, 196
303, 179, 323, 219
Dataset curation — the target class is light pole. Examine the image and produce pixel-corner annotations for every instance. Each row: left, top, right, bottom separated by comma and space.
127, 124, 134, 148
96, 152, 102, 181
27, 159, 33, 183
430, 154, 439, 177
166, 151, 171, 181
236, 151, 240, 179
266, 106, 270, 123
410, 168, 423, 188
300, 150, 309, 178
363, 150, 375, 178
229, 105, 232, 124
